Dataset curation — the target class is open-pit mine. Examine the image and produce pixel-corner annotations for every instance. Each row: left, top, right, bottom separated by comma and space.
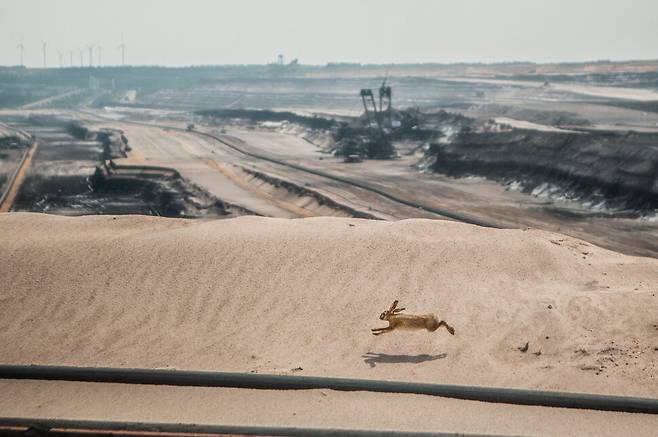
1, 59, 658, 436
2, 63, 657, 257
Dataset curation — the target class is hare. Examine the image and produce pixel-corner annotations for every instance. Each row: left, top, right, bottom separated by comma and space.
371, 300, 455, 336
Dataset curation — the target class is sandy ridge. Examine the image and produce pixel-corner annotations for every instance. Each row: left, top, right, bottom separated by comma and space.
0, 213, 656, 398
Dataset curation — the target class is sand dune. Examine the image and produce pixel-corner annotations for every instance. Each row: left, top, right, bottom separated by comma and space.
0, 213, 656, 398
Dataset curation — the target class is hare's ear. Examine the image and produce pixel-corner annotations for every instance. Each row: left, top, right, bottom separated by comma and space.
393, 307, 405, 313
388, 300, 399, 312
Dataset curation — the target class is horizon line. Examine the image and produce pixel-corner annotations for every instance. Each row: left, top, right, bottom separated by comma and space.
2, 57, 658, 70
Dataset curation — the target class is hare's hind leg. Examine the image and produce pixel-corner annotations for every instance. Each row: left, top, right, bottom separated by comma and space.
438, 320, 455, 335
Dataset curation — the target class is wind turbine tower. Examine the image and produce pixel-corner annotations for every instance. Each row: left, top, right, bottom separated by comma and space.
79, 49, 84, 67
69, 50, 74, 67
17, 40, 24, 66
88, 45, 94, 67
118, 39, 126, 66
41, 41, 48, 68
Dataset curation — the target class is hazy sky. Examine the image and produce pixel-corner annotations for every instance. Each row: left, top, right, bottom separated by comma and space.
1, 0, 657, 67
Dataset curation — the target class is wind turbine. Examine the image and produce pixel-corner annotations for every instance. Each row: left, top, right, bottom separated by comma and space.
17, 40, 24, 66
118, 37, 126, 66
79, 48, 84, 67
41, 40, 48, 68
97, 44, 103, 67
69, 50, 74, 67
87, 44, 94, 67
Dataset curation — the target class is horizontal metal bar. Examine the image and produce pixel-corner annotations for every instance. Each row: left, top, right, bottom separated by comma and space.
1, 364, 657, 414
0, 417, 517, 437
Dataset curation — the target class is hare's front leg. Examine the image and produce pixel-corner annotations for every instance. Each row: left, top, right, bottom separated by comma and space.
371, 326, 393, 335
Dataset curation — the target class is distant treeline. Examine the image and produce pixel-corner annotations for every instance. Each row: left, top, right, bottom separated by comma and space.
499, 71, 658, 88
197, 109, 337, 130
0, 87, 38, 107
0, 65, 307, 91
2, 61, 657, 92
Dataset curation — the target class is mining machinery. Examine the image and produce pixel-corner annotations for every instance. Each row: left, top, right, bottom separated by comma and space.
354, 76, 395, 159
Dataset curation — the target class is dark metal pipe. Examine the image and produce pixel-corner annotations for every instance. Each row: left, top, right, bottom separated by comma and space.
1, 364, 657, 415
0, 417, 510, 437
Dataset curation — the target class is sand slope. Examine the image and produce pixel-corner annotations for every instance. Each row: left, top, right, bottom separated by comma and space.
0, 213, 656, 397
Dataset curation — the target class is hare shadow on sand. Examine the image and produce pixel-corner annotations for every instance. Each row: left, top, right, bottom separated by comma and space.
362, 352, 448, 368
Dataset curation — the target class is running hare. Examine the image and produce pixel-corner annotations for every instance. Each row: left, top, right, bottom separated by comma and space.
371, 300, 455, 336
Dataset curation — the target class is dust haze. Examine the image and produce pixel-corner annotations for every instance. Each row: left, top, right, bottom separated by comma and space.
1, 0, 658, 66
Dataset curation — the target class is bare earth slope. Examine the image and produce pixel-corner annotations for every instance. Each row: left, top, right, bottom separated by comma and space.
0, 213, 656, 399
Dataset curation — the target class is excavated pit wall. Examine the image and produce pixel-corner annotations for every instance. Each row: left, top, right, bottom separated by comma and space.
425, 127, 658, 214
9, 120, 235, 218
240, 167, 378, 219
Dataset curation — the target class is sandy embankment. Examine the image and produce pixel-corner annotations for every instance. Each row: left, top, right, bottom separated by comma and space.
0, 212, 656, 399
